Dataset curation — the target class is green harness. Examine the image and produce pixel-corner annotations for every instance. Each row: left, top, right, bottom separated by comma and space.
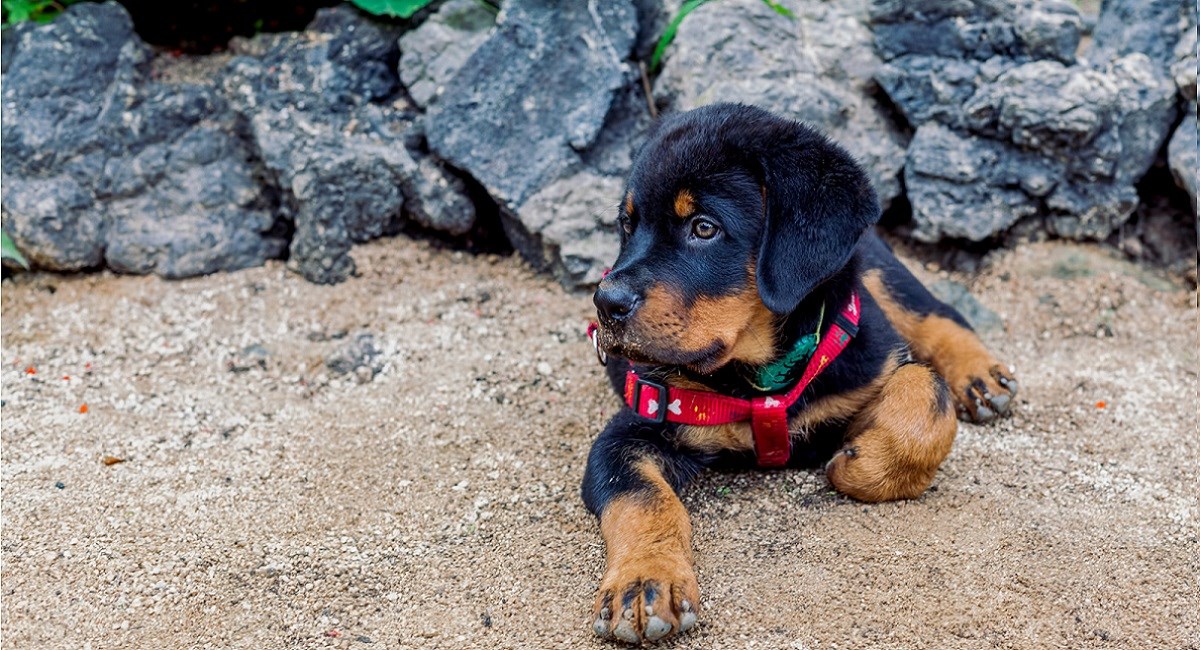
751, 302, 825, 392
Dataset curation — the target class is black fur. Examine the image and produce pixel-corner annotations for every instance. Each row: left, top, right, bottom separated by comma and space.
582, 104, 973, 517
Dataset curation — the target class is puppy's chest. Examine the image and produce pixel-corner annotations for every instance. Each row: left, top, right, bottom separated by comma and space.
673, 381, 883, 453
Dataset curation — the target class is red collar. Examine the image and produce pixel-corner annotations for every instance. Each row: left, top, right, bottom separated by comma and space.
620, 291, 860, 467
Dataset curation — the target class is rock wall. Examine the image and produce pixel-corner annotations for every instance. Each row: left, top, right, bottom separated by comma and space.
2, 0, 1195, 286
873, 0, 1182, 243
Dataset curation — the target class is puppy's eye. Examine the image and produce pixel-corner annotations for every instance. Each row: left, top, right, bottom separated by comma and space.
691, 218, 719, 240
620, 217, 633, 235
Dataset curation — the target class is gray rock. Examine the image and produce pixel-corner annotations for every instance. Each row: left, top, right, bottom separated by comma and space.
874, 0, 1178, 242
228, 344, 271, 373
222, 6, 475, 283
1, 2, 284, 275
398, 0, 495, 109
425, 0, 639, 287
426, 0, 638, 210
655, 0, 908, 207
927, 280, 1003, 334
904, 124, 1044, 241
1089, 0, 1194, 70
1170, 16, 1197, 99
873, 0, 1082, 65
1168, 106, 1197, 214
514, 172, 625, 286
499, 69, 656, 288
325, 333, 382, 376
632, 0, 681, 61
401, 156, 477, 235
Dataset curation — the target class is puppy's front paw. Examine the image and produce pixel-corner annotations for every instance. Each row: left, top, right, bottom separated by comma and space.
950, 363, 1017, 423
592, 554, 699, 644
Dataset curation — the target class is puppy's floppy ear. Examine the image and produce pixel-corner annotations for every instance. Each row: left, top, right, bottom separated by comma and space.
755, 125, 880, 315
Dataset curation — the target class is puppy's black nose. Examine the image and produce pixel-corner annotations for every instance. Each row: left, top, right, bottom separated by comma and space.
594, 284, 640, 323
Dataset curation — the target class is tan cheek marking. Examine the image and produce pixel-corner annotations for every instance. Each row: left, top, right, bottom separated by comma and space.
636, 284, 690, 348
686, 265, 776, 366
674, 189, 696, 219
636, 275, 776, 366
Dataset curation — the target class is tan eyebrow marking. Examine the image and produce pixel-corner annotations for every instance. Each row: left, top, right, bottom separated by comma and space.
674, 189, 695, 219
624, 191, 635, 216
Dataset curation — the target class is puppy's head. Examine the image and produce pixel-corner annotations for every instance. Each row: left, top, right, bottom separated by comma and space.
594, 103, 879, 374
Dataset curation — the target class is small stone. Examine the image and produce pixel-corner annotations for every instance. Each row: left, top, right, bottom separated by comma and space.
54, 482, 65, 490
535, 362, 552, 376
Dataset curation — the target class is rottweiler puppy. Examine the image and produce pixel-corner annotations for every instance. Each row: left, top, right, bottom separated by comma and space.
583, 103, 1017, 644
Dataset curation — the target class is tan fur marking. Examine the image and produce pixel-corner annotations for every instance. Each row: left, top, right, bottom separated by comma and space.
595, 459, 699, 641
624, 191, 634, 217
636, 282, 776, 370
827, 363, 957, 502
790, 353, 900, 432
677, 421, 755, 453
674, 189, 696, 219
863, 270, 1011, 416
599, 460, 692, 570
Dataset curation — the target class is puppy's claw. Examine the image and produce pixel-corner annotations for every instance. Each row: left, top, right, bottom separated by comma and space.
612, 620, 640, 644
680, 611, 697, 632
645, 616, 672, 641
593, 617, 611, 638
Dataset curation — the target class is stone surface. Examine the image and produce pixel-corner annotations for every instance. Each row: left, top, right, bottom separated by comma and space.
1168, 107, 1197, 214
873, 0, 1082, 65
2, 3, 479, 284
655, 0, 908, 207
1170, 20, 1197, 99
927, 280, 1003, 334
875, 0, 1178, 242
515, 172, 624, 286
1089, 0, 1194, 69
325, 332, 382, 376
223, 6, 475, 283
1, 2, 284, 276
426, 0, 641, 288
398, 0, 496, 109
427, 0, 638, 209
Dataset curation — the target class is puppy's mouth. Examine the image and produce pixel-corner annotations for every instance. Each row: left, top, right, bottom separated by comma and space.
597, 327, 729, 374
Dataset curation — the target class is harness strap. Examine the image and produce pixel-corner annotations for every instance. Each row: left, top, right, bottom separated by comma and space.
622, 291, 861, 467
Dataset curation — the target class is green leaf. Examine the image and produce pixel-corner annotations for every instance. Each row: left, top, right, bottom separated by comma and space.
347, 0, 436, 19
2, 0, 80, 27
759, 0, 795, 19
650, 0, 712, 72
2, 230, 29, 269
2, 0, 37, 26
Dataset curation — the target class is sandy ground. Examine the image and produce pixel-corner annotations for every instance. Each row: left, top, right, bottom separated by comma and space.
1, 236, 1197, 650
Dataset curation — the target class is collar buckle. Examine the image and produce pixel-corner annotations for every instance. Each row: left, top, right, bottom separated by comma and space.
632, 377, 669, 424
